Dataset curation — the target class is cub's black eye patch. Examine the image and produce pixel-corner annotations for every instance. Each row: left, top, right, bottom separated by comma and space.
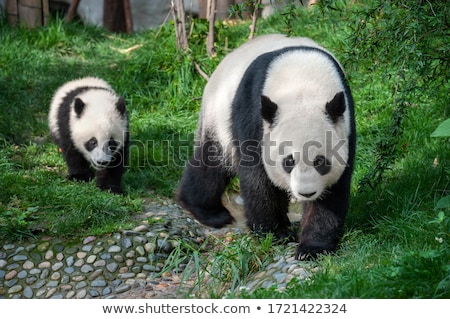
314, 155, 331, 175
283, 154, 295, 174
108, 138, 119, 152
85, 137, 98, 151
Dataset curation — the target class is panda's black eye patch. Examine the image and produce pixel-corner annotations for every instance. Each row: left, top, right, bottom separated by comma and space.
314, 155, 331, 175
108, 138, 119, 152
85, 137, 98, 151
283, 154, 295, 174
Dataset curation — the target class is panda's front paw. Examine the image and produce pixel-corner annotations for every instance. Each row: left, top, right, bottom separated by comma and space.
295, 242, 335, 261
100, 185, 124, 194
273, 227, 298, 243
68, 173, 93, 182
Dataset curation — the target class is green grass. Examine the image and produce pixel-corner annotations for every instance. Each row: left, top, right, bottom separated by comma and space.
0, 0, 449, 298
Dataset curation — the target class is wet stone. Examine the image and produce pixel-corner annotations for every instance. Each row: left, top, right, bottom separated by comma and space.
80, 265, 94, 273
5, 270, 17, 280
54, 244, 65, 253
93, 246, 104, 254
7, 263, 19, 270
61, 274, 70, 284
65, 247, 78, 255
106, 263, 119, 272
52, 262, 64, 271
108, 245, 121, 253
45, 250, 54, 260
66, 256, 74, 267
26, 276, 37, 285
76, 289, 87, 299
29, 252, 42, 263
89, 269, 103, 280
91, 280, 107, 287
115, 284, 131, 294
76, 281, 87, 289
40, 268, 50, 279
34, 280, 46, 289
100, 253, 112, 260
12, 255, 27, 262
17, 270, 27, 279
8, 285, 23, 294
6, 279, 18, 288
77, 252, 87, 259
23, 286, 33, 298
30, 268, 41, 275
82, 245, 93, 252
64, 267, 75, 274
102, 286, 113, 296
121, 238, 133, 249
23, 260, 35, 270
89, 289, 100, 297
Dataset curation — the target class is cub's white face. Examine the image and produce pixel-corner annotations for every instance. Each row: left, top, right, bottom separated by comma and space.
70, 90, 127, 170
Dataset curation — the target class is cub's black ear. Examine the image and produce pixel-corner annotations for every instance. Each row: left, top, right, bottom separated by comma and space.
116, 97, 126, 116
261, 95, 278, 125
325, 91, 346, 124
74, 98, 85, 117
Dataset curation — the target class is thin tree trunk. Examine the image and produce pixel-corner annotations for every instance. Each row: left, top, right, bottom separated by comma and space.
206, 0, 216, 56
171, 0, 189, 50
249, 0, 261, 39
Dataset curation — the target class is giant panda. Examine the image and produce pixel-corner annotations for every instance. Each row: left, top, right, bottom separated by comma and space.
49, 77, 129, 194
177, 34, 356, 260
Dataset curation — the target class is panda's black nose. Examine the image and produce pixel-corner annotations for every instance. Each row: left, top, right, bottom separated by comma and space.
299, 192, 316, 198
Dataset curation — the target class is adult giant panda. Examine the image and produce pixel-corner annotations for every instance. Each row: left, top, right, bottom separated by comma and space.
49, 77, 129, 194
177, 34, 356, 260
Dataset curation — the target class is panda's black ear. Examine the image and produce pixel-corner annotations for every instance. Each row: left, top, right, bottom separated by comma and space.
326, 91, 346, 124
74, 98, 85, 117
116, 97, 126, 117
261, 95, 278, 125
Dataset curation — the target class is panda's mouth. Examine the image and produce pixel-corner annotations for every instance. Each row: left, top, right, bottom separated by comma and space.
91, 160, 111, 170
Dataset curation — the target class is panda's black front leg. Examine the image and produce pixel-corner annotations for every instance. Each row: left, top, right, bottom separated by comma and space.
64, 147, 93, 182
95, 148, 126, 194
239, 164, 296, 242
96, 165, 125, 194
295, 170, 351, 260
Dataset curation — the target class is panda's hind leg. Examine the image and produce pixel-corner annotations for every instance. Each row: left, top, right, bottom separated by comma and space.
177, 139, 235, 228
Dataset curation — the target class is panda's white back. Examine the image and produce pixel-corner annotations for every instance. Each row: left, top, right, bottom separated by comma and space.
200, 34, 326, 148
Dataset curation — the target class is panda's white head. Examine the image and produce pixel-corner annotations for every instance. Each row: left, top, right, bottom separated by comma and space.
70, 89, 127, 170
259, 50, 351, 201
261, 91, 349, 201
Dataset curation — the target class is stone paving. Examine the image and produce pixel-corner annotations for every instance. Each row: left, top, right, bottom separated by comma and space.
0, 197, 312, 299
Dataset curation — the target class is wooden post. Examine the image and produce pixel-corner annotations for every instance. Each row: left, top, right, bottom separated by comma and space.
65, 0, 80, 23
7, 0, 49, 28
103, 0, 133, 33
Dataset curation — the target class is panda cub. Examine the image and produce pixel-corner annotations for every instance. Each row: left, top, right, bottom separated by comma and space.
49, 77, 129, 194
177, 34, 356, 259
